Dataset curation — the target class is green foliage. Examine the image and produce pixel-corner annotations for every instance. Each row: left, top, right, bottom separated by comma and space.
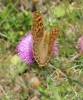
10, 55, 28, 74
52, 6, 65, 18
0, 5, 32, 46
38, 76, 72, 100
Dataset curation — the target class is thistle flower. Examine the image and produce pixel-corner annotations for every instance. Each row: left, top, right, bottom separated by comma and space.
53, 42, 58, 54
17, 32, 58, 65
70, 36, 83, 61
78, 36, 83, 54
17, 33, 34, 65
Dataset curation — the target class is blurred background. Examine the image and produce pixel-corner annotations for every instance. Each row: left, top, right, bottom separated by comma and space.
0, 0, 83, 100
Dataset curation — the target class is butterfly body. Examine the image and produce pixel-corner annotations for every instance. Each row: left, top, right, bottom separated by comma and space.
32, 12, 60, 67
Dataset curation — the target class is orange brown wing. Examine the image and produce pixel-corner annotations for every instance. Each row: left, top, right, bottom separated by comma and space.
32, 12, 45, 66
32, 12, 44, 41
48, 27, 60, 57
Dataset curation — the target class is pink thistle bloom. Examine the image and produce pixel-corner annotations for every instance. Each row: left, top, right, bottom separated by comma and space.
17, 32, 58, 65
53, 42, 58, 54
17, 33, 34, 65
78, 36, 83, 54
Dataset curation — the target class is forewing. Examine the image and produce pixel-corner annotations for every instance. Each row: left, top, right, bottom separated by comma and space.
32, 12, 45, 66
32, 12, 44, 41
48, 27, 60, 57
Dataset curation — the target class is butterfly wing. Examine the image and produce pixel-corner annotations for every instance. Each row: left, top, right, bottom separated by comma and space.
33, 31, 50, 66
48, 27, 60, 58
32, 12, 44, 41
32, 12, 45, 66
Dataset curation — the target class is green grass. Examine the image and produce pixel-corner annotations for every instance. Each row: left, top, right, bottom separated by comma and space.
0, 0, 83, 100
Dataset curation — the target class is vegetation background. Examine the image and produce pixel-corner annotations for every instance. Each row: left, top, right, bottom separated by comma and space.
0, 0, 83, 100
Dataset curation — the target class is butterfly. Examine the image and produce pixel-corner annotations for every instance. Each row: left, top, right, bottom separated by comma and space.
32, 12, 60, 67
